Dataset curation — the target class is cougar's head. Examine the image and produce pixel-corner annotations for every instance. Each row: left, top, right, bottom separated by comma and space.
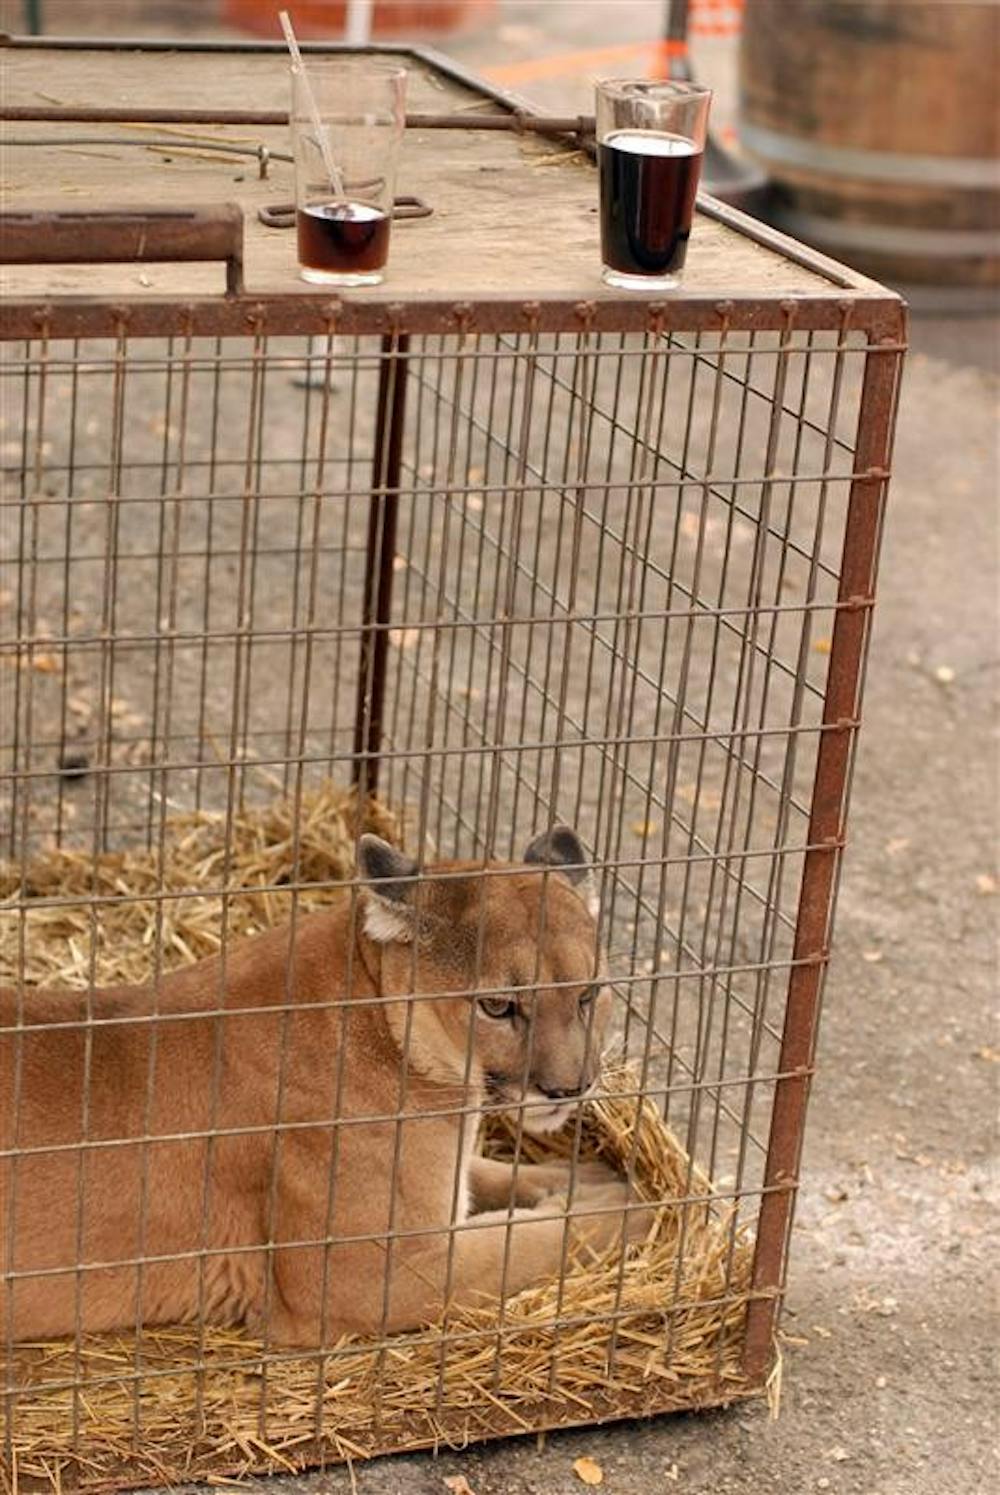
357, 827, 609, 1134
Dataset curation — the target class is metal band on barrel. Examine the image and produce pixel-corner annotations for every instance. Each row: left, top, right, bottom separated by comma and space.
741, 120, 1000, 190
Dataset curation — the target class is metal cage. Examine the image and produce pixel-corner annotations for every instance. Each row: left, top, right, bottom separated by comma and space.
0, 38, 905, 1493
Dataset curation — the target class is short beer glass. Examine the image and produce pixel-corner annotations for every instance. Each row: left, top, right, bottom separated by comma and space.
291, 60, 406, 287
597, 79, 712, 290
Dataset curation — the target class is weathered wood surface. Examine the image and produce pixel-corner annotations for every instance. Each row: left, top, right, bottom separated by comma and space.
0, 45, 862, 303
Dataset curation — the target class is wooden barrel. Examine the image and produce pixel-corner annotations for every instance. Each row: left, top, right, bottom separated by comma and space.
223, 0, 495, 37
739, 1, 999, 285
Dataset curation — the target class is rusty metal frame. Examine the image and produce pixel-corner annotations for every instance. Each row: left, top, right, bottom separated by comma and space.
0, 31, 907, 1472
2, 102, 597, 140
741, 323, 905, 1377
353, 332, 411, 799
0, 292, 905, 342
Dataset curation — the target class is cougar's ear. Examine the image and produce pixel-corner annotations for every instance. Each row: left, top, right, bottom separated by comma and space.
357, 835, 421, 944
522, 825, 599, 918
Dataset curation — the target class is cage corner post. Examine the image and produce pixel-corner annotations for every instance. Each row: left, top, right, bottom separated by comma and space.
740, 316, 905, 1384
352, 329, 411, 809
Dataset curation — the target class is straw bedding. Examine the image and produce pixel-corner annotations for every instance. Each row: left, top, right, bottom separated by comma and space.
1, 783, 756, 1492
0, 782, 400, 990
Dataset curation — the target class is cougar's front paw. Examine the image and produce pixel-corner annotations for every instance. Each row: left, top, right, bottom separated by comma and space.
515, 1158, 621, 1207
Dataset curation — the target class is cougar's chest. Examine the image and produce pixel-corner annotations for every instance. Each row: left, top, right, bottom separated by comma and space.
440, 1098, 485, 1226
457, 1113, 483, 1223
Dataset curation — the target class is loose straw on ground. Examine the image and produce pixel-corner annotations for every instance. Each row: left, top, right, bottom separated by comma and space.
1, 785, 756, 1492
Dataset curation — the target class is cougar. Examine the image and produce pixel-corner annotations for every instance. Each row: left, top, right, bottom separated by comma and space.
1, 826, 651, 1347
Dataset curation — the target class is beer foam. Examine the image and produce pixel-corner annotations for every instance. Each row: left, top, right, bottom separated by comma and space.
604, 130, 699, 158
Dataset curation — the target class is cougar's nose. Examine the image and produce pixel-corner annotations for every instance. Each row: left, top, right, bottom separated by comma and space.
537, 1082, 585, 1100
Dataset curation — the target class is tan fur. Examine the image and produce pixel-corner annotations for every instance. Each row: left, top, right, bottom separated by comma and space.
0, 850, 649, 1347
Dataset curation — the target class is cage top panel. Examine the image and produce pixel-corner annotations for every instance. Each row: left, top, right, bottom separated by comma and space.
2, 41, 892, 313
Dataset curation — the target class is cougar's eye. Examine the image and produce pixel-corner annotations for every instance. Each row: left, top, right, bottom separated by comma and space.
579, 984, 601, 1012
478, 995, 518, 1022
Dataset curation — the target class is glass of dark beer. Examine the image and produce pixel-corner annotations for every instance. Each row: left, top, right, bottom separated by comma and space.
596, 79, 712, 290
290, 61, 406, 287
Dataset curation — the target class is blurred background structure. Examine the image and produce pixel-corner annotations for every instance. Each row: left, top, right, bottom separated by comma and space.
1, 4, 996, 1494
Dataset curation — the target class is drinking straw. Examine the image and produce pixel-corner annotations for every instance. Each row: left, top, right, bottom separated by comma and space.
279, 10, 347, 201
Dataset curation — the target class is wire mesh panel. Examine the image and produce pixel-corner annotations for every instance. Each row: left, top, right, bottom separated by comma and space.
0, 309, 903, 1488
381, 322, 864, 1154
0, 38, 905, 1494
1, 330, 387, 852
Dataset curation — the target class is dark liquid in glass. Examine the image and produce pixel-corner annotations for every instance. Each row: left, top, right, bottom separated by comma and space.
296, 201, 390, 274
599, 131, 702, 278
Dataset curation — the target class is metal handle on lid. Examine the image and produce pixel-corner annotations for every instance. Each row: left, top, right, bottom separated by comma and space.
0, 203, 245, 293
